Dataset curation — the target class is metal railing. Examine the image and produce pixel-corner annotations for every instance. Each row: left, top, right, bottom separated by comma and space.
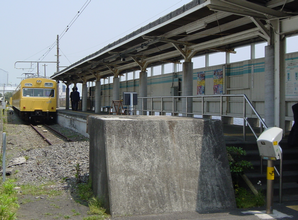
138, 94, 267, 140
137, 94, 283, 202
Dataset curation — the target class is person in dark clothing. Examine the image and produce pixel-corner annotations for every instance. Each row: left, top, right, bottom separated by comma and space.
70, 87, 75, 110
288, 103, 298, 147
72, 87, 80, 111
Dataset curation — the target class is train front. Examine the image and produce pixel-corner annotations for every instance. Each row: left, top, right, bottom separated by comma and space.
20, 78, 57, 123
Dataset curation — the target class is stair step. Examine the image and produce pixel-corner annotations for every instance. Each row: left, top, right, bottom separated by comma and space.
226, 139, 298, 202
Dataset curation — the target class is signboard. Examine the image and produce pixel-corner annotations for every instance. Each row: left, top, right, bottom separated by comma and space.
286, 58, 298, 98
197, 72, 205, 95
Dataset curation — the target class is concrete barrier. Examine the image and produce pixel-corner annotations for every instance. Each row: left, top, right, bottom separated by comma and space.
88, 115, 236, 217
57, 111, 89, 137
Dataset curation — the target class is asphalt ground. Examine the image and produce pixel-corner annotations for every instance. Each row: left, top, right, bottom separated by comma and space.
112, 201, 298, 220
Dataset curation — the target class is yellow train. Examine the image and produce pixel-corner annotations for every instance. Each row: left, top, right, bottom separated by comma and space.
12, 77, 57, 123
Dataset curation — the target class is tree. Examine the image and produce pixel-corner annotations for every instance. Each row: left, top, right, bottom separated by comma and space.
5, 92, 13, 103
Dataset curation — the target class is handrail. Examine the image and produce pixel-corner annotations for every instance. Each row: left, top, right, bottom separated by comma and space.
137, 94, 268, 139
137, 94, 282, 202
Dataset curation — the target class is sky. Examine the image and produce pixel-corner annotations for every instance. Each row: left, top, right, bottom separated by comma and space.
1, 1, 298, 87
0, 0, 192, 85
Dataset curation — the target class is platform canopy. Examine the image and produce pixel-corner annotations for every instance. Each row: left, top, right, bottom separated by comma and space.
51, 0, 298, 83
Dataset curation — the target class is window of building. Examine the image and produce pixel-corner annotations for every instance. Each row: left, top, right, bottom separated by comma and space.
193, 55, 205, 68
209, 52, 225, 66
230, 45, 251, 63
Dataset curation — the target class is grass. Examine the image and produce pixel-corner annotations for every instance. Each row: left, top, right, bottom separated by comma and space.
76, 179, 110, 220
20, 182, 62, 197
227, 146, 265, 209
44, 212, 53, 216
0, 179, 19, 220
50, 203, 61, 209
20, 198, 32, 205
235, 186, 265, 208
72, 209, 81, 216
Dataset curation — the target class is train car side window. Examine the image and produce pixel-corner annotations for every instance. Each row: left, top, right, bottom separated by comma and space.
34, 89, 44, 97
45, 89, 55, 97
23, 88, 55, 97
23, 88, 34, 97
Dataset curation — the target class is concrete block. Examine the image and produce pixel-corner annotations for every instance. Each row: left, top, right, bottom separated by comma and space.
88, 115, 236, 217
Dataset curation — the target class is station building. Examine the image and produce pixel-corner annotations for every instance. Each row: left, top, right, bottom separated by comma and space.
52, 0, 298, 134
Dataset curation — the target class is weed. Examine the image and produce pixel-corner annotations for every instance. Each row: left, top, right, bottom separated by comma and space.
50, 203, 60, 209
24, 156, 29, 161
83, 216, 108, 220
88, 197, 107, 216
234, 186, 265, 208
227, 146, 253, 177
20, 198, 32, 204
227, 146, 265, 208
76, 178, 110, 219
75, 163, 82, 183
62, 176, 69, 181
64, 215, 70, 219
44, 212, 53, 216
77, 180, 93, 201
72, 209, 80, 216
20, 182, 62, 197
0, 179, 19, 220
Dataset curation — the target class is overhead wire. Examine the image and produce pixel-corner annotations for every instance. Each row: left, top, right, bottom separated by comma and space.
74, 0, 190, 54
33, 0, 92, 63
29, 0, 185, 72
59, 48, 72, 64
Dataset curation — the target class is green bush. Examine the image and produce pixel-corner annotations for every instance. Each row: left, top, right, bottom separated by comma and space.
226, 146, 253, 178
234, 186, 265, 208
227, 146, 265, 208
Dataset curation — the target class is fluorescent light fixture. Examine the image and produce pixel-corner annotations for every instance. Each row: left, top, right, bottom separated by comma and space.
186, 22, 207, 34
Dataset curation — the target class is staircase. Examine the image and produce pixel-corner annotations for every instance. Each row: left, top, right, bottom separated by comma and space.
226, 137, 298, 202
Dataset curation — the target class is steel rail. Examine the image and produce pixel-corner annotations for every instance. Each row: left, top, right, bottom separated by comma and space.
30, 124, 52, 145
43, 124, 73, 142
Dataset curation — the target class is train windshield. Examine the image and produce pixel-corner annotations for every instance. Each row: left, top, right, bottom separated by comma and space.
23, 88, 55, 97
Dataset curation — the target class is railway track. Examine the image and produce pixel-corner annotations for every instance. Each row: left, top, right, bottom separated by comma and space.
30, 124, 73, 145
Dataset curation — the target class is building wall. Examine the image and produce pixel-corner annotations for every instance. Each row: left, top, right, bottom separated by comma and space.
100, 52, 298, 122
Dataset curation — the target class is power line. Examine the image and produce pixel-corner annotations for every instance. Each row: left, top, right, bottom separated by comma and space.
72, 0, 189, 54
59, 0, 91, 40
36, 0, 92, 62
59, 48, 72, 64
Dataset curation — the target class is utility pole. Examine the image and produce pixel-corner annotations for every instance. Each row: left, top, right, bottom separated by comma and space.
43, 64, 47, 77
0, 68, 8, 85
56, 35, 60, 108
56, 35, 60, 73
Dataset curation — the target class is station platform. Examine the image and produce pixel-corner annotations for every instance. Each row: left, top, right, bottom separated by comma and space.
56, 108, 298, 220
56, 108, 271, 143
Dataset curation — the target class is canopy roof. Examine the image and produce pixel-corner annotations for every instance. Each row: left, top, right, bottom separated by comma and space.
51, 0, 298, 83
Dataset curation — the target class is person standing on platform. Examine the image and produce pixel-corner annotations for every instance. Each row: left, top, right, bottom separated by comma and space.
72, 87, 80, 111
70, 87, 75, 110
288, 103, 298, 147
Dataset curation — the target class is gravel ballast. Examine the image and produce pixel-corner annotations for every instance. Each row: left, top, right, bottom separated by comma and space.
2, 111, 90, 188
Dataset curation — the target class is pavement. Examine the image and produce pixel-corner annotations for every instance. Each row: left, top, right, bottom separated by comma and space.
111, 201, 298, 220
